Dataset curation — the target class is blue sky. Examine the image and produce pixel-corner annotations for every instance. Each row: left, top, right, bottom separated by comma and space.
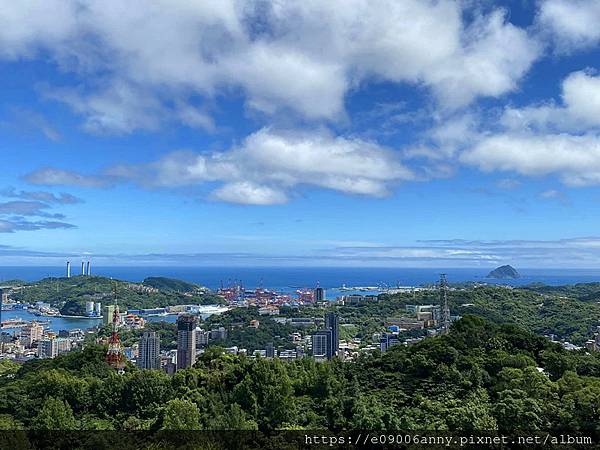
2, 0, 600, 267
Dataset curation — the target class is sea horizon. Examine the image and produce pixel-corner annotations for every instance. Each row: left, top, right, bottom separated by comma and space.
3, 265, 600, 290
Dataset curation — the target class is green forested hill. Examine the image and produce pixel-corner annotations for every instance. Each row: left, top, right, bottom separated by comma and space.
381, 285, 600, 345
142, 277, 201, 292
525, 282, 600, 302
8, 275, 224, 313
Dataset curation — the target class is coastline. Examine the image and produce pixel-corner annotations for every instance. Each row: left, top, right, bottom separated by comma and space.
57, 314, 104, 319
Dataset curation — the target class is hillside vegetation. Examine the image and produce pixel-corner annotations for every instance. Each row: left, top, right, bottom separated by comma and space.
2, 317, 600, 435
9, 276, 224, 315
142, 277, 201, 293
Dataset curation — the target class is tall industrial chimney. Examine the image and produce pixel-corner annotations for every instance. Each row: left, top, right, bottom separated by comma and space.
66, 261, 71, 278
81, 262, 85, 276
86, 261, 91, 276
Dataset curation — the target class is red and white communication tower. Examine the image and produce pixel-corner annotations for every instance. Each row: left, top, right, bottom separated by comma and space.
105, 284, 126, 374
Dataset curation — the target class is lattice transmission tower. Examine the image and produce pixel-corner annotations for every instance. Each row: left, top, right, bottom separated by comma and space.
439, 274, 451, 335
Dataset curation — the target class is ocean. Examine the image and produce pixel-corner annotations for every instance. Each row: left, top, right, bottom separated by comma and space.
2, 266, 600, 290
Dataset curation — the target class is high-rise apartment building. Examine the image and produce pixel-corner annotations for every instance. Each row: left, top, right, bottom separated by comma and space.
325, 312, 339, 357
314, 287, 325, 302
176, 315, 197, 370
311, 329, 332, 360
138, 330, 160, 369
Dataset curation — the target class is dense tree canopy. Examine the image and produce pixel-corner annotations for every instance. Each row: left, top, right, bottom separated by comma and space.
2, 316, 600, 434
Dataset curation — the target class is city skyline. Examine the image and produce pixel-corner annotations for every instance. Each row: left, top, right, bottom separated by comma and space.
3, 1, 600, 268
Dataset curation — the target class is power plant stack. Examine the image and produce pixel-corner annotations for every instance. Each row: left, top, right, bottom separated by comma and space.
86, 261, 91, 276
66, 261, 71, 278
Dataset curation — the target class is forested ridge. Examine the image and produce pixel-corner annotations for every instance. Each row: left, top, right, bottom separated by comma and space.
8, 276, 224, 315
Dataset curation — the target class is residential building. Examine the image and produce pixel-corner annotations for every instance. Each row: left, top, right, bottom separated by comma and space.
176, 315, 197, 370
37, 337, 71, 359
380, 333, 400, 352
258, 306, 280, 316
124, 314, 145, 329
314, 287, 325, 302
138, 330, 161, 369
225, 346, 238, 355
279, 349, 297, 361
312, 330, 332, 360
196, 329, 210, 346
325, 312, 339, 356
386, 317, 425, 330
104, 304, 116, 325
210, 327, 227, 340
20, 322, 44, 348
288, 318, 315, 327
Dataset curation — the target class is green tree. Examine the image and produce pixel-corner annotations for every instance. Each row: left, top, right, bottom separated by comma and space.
0, 414, 24, 430
31, 397, 77, 430
0, 360, 20, 378
161, 399, 201, 430
122, 370, 172, 417
494, 389, 544, 432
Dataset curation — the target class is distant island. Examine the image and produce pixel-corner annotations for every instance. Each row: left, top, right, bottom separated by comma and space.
487, 265, 520, 279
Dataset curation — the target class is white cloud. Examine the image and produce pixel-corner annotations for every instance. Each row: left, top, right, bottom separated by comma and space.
426, 10, 540, 108
0, 0, 540, 132
496, 178, 521, 190
501, 70, 600, 132
44, 82, 165, 134
330, 236, 600, 266
0, 0, 79, 59
23, 168, 109, 188
538, 0, 600, 52
539, 189, 570, 205
212, 182, 288, 205
461, 70, 600, 186
562, 71, 600, 125
25, 128, 414, 204
461, 133, 600, 185
0, 188, 82, 204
